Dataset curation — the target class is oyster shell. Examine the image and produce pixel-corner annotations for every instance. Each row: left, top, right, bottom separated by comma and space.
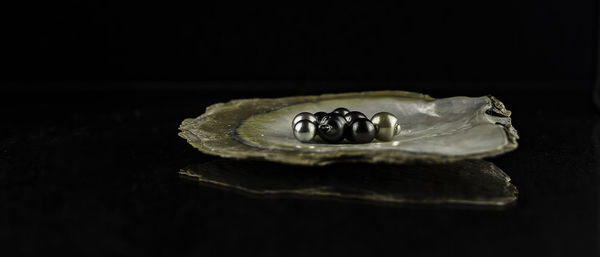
179, 91, 518, 166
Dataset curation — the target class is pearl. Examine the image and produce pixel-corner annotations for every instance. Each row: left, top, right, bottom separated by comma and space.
343, 111, 367, 123
317, 113, 346, 143
343, 111, 367, 139
293, 120, 317, 142
347, 118, 375, 143
371, 112, 401, 142
332, 107, 350, 116
292, 112, 317, 127
314, 111, 328, 124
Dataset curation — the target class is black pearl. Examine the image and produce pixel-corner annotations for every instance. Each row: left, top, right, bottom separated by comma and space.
317, 113, 347, 143
314, 111, 328, 124
332, 107, 350, 116
343, 111, 367, 123
343, 111, 367, 139
347, 118, 376, 143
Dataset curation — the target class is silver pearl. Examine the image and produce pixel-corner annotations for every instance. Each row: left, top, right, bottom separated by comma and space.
371, 112, 401, 142
292, 112, 317, 127
293, 120, 317, 142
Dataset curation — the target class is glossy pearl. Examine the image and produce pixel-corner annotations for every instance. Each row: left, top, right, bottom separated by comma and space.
371, 112, 401, 142
343, 111, 367, 123
317, 113, 346, 143
332, 107, 350, 116
314, 111, 328, 123
347, 118, 375, 143
343, 111, 367, 139
293, 120, 317, 142
292, 112, 317, 127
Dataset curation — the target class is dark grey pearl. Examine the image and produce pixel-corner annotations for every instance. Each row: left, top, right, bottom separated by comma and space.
347, 118, 375, 143
317, 113, 346, 143
343, 111, 367, 123
292, 112, 317, 127
332, 107, 350, 116
314, 112, 328, 123
293, 120, 317, 142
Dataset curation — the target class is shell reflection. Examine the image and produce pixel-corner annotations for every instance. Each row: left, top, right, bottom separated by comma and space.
180, 159, 518, 208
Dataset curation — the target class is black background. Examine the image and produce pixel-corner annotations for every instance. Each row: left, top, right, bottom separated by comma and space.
1, 1, 599, 256
2, 0, 597, 86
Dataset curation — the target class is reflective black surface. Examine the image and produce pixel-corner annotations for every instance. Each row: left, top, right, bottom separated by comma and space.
180, 159, 517, 207
1, 84, 597, 256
